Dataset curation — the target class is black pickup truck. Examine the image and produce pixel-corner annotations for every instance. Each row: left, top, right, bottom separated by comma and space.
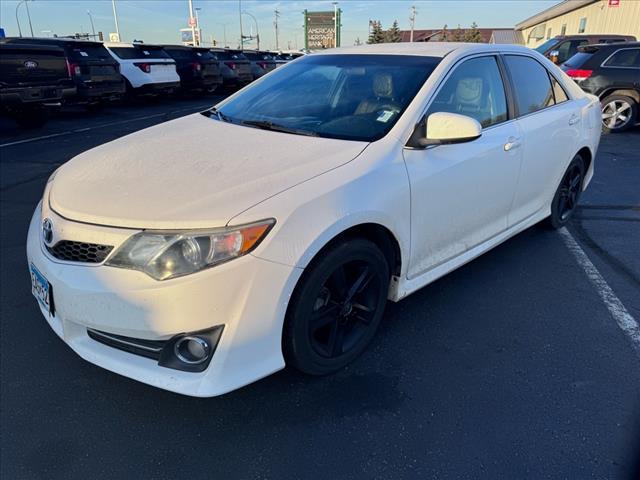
0, 41, 75, 126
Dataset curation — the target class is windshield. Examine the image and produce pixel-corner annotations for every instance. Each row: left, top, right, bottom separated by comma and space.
534, 38, 559, 53
215, 54, 440, 142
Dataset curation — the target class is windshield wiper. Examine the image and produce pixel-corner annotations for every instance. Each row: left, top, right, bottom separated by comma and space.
241, 119, 317, 137
203, 107, 232, 123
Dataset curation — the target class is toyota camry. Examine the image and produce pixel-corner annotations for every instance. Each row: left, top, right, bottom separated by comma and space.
27, 43, 602, 397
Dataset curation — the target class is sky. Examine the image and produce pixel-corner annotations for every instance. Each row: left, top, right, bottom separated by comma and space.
1, 0, 559, 50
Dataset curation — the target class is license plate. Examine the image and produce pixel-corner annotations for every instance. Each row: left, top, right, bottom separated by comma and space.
30, 263, 53, 314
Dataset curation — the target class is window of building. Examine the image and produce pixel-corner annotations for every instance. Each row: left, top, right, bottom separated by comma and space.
578, 17, 587, 34
504, 55, 555, 115
426, 56, 508, 128
561, 24, 567, 35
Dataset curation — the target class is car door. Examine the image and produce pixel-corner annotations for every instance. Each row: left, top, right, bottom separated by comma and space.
403, 55, 523, 279
502, 54, 582, 225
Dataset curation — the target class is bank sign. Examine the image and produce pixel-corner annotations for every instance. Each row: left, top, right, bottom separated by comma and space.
304, 10, 341, 49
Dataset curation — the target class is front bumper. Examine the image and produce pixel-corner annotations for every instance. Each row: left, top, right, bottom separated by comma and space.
26, 202, 302, 397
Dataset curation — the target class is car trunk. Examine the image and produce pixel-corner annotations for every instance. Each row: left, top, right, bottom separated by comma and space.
67, 43, 121, 84
0, 44, 69, 87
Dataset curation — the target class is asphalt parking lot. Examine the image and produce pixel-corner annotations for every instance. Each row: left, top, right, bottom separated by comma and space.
1, 97, 639, 479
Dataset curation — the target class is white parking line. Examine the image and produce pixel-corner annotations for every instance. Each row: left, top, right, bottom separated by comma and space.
0, 104, 212, 149
559, 227, 640, 353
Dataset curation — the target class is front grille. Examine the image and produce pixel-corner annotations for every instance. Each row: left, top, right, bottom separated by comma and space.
46, 240, 113, 263
87, 329, 166, 360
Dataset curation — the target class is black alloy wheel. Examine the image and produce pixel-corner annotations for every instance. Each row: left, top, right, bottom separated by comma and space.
548, 155, 585, 229
284, 238, 390, 375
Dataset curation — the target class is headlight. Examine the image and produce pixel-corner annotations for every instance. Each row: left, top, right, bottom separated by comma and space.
105, 219, 275, 280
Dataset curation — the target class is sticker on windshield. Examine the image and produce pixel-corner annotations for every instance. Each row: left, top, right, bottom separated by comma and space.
376, 110, 395, 123
143, 50, 150, 55
79, 51, 89, 57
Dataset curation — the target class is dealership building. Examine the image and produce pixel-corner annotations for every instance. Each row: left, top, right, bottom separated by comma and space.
517, 0, 640, 48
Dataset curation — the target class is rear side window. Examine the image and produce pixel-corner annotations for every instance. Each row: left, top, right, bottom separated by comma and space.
164, 48, 193, 60
603, 48, 640, 67
504, 55, 554, 115
426, 56, 508, 128
69, 45, 111, 60
109, 47, 171, 60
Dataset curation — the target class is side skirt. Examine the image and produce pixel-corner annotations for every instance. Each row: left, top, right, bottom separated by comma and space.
389, 208, 549, 302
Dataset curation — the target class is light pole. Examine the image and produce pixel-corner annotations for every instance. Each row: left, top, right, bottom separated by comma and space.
16, 0, 34, 38
87, 10, 96, 39
242, 11, 259, 50
112, 0, 121, 41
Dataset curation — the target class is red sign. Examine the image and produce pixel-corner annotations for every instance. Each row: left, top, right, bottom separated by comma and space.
608, 0, 620, 7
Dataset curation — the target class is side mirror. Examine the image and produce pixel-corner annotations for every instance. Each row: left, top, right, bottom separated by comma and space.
549, 50, 560, 64
419, 112, 482, 147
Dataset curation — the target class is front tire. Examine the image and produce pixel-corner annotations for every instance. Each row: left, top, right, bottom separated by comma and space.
547, 155, 585, 229
283, 238, 390, 375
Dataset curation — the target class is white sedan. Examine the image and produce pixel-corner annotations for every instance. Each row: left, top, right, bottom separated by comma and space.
27, 43, 601, 397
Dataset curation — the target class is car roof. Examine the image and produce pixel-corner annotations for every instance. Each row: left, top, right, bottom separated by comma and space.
104, 42, 164, 49
1, 36, 103, 47
313, 42, 534, 58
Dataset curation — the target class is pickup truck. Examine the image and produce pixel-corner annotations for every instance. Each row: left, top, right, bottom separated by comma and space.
0, 41, 75, 127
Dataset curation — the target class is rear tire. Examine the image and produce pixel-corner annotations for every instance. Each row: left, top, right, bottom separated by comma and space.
283, 238, 390, 376
601, 94, 637, 133
547, 154, 585, 229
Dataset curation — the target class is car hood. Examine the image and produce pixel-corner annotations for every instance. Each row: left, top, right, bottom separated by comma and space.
49, 113, 368, 229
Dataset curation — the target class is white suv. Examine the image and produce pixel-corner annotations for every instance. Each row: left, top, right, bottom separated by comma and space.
105, 42, 180, 95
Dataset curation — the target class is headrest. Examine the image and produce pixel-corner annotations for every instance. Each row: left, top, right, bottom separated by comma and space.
455, 78, 483, 106
373, 73, 394, 98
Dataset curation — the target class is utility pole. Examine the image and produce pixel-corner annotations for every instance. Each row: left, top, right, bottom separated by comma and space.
87, 10, 96, 39
274, 9, 280, 51
238, 0, 244, 49
409, 5, 417, 42
112, 0, 121, 41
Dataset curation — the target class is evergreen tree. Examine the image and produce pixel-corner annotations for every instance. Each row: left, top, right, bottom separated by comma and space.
464, 22, 482, 43
385, 20, 402, 43
441, 24, 449, 42
367, 21, 385, 44
452, 24, 464, 42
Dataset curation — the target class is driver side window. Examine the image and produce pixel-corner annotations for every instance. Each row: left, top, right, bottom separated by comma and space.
426, 56, 508, 128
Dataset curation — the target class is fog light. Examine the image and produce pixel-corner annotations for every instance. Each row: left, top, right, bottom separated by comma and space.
158, 325, 224, 373
174, 336, 210, 364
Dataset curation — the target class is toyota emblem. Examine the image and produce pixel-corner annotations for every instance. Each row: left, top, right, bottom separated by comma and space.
42, 218, 53, 244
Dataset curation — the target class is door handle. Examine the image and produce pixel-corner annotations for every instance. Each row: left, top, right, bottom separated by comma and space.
569, 114, 580, 125
504, 137, 521, 151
